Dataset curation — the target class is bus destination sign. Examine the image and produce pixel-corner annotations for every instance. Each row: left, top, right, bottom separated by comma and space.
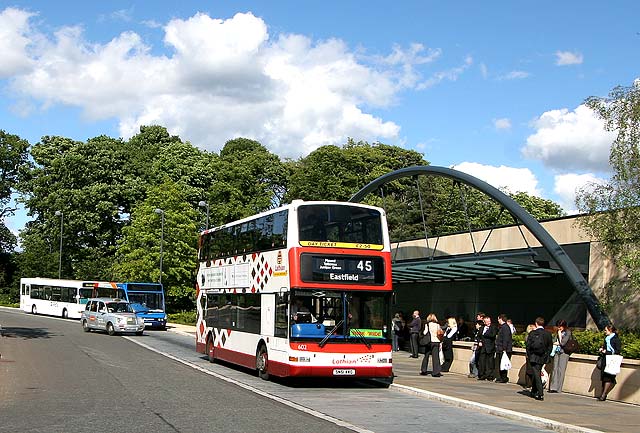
300, 254, 384, 284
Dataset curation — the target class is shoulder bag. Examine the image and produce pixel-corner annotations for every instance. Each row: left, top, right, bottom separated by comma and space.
604, 354, 623, 375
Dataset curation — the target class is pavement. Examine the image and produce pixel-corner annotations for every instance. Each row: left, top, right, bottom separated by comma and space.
166, 324, 638, 433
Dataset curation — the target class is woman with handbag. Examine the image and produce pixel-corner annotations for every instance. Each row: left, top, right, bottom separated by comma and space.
419, 313, 442, 377
598, 324, 622, 401
549, 319, 572, 393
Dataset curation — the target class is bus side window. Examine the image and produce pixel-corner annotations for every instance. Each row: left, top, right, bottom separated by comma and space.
275, 293, 288, 338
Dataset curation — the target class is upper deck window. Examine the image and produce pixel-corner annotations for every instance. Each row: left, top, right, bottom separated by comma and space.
298, 204, 383, 246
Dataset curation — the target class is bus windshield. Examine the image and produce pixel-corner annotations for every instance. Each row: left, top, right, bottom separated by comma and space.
290, 289, 390, 341
298, 204, 383, 245
127, 293, 163, 311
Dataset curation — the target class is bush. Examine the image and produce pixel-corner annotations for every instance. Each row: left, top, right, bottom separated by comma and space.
167, 310, 196, 326
0, 293, 19, 308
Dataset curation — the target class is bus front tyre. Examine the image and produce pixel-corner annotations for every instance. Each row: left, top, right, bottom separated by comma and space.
62, 308, 68, 319
107, 322, 116, 336
257, 345, 269, 381
31, 305, 37, 314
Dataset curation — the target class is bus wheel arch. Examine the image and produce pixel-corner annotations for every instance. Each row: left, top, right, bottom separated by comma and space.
256, 343, 269, 380
206, 333, 216, 363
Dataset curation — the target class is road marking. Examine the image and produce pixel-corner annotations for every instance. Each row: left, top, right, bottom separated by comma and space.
123, 336, 375, 433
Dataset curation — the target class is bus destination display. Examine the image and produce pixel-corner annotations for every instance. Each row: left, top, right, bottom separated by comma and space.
300, 254, 384, 284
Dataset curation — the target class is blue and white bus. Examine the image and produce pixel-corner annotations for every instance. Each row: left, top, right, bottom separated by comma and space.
118, 282, 167, 330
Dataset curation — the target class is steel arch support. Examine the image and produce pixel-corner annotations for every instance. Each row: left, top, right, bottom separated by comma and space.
350, 165, 610, 330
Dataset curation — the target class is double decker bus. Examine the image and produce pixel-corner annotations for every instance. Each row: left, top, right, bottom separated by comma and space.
195, 200, 393, 381
20, 278, 118, 319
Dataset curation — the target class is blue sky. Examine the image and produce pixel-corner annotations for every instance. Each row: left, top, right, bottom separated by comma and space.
2, 1, 639, 238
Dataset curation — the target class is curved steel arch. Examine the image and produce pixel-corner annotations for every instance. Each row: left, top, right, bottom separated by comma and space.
350, 165, 610, 330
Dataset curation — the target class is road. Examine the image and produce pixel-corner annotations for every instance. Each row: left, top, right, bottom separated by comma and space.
0, 309, 551, 433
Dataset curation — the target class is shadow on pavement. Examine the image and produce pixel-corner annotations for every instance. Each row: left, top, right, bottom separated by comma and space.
0, 326, 52, 339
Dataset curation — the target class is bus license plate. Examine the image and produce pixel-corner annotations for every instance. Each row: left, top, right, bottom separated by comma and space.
333, 369, 355, 376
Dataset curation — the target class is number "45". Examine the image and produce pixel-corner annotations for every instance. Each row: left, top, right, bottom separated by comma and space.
356, 260, 372, 272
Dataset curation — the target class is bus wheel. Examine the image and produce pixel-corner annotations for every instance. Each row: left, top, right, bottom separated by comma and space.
82, 320, 90, 332
256, 345, 269, 381
62, 309, 68, 319
31, 305, 37, 314
107, 323, 116, 336
206, 335, 216, 363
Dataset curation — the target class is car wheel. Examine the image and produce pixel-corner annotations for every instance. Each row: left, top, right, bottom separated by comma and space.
206, 335, 216, 363
256, 345, 269, 381
107, 322, 116, 336
31, 305, 37, 314
82, 320, 90, 332
135, 331, 143, 336
62, 308, 68, 319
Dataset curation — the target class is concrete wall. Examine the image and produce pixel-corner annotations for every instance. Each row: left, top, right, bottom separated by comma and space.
450, 342, 640, 405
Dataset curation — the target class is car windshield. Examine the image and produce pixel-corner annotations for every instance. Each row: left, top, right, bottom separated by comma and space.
106, 302, 133, 313
290, 290, 390, 342
129, 303, 149, 313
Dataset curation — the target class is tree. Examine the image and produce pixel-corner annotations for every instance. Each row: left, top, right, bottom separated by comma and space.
0, 130, 30, 252
113, 181, 199, 310
577, 81, 640, 303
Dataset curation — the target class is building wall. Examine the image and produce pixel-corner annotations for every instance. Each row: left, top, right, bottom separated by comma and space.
391, 216, 637, 329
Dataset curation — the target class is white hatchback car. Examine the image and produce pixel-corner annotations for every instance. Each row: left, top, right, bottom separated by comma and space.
81, 298, 145, 336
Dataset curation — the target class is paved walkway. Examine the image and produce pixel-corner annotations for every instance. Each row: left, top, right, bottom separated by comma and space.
166, 324, 638, 433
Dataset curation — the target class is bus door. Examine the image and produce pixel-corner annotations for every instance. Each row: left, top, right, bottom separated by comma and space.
21, 283, 29, 310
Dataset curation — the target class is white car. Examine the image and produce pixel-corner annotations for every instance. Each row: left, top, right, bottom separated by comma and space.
81, 298, 145, 336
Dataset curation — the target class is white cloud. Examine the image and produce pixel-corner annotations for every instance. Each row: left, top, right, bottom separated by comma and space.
493, 118, 511, 130
555, 50, 583, 66
479, 63, 488, 79
554, 172, 605, 214
453, 162, 542, 196
499, 70, 530, 80
3, 8, 454, 157
417, 55, 473, 90
0, 7, 36, 77
522, 104, 616, 172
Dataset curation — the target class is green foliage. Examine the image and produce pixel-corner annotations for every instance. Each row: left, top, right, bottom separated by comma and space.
578, 81, 640, 301
0, 130, 30, 254
167, 310, 197, 325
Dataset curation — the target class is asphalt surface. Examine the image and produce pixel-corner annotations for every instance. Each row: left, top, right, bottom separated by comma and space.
2, 308, 638, 433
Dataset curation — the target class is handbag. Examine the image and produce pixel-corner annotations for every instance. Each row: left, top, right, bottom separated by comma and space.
604, 354, 623, 375
436, 328, 444, 341
563, 338, 579, 354
595, 354, 605, 370
500, 352, 512, 371
419, 332, 431, 346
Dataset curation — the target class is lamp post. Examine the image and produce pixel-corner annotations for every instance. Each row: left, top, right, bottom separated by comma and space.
198, 200, 210, 230
154, 208, 164, 285
55, 210, 63, 278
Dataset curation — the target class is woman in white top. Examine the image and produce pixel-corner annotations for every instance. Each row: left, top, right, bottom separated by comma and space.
420, 313, 442, 377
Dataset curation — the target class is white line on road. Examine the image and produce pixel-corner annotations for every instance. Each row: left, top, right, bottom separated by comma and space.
123, 336, 375, 433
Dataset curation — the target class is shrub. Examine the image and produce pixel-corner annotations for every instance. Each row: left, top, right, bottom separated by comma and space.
167, 310, 196, 326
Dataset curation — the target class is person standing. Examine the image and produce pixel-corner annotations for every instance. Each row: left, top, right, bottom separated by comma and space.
477, 315, 497, 381
468, 319, 484, 378
391, 312, 404, 352
420, 313, 442, 377
494, 314, 513, 383
408, 310, 421, 358
526, 316, 553, 401
441, 317, 458, 372
549, 319, 572, 393
598, 324, 622, 401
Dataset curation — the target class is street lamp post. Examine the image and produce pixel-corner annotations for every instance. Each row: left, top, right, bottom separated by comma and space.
55, 210, 63, 279
155, 208, 164, 285
198, 201, 210, 230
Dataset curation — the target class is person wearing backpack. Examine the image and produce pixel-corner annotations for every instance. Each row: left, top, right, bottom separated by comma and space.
549, 319, 572, 393
526, 316, 553, 401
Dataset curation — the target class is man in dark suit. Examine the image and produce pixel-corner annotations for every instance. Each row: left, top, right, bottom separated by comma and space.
477, 315, 497, 381
495, 313, 513, 383
526, 316, 553, 400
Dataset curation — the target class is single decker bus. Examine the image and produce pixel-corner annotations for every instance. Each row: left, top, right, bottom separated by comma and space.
20, 278, 118, 319
195, 200, 393, 382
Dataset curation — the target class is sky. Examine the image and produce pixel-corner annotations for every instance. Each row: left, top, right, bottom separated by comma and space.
2, 1, 639, 239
